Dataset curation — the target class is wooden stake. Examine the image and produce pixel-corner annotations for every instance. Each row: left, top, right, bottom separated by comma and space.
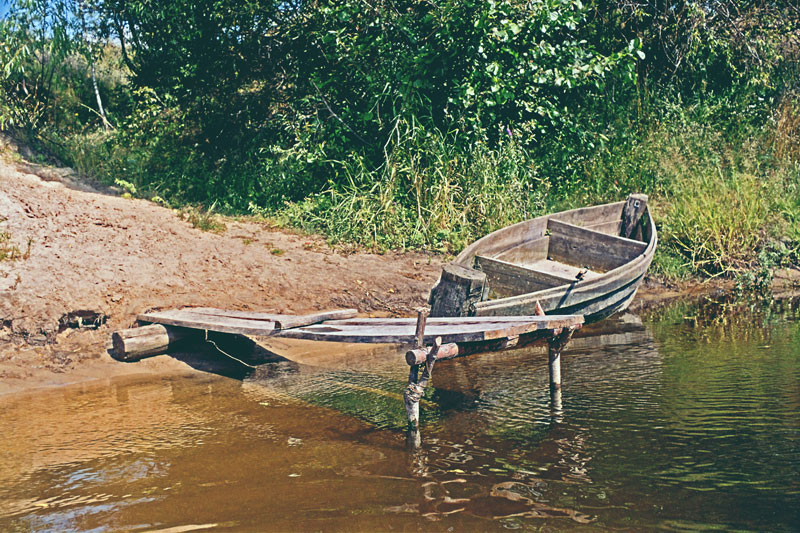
414, 307, 429, 348
547, 327, 576, 392
404, 336, 441, 428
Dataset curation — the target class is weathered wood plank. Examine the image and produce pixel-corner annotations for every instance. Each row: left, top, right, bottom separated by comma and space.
137, 308, 359, 335
138, 309, 281, 335
276, 315, 583, 344
429, 264, 487, 317
549, 201, 625, 227
621, 193, 648, 240
455, 218, 548, 263
493, 236, 549, 264
524, 259, 601, 282
475, 255, 572, 297
178, 307, 358, 329
112, 324, 196, 361
404, 328, 557, 365
585, 220, 622, 236
474, 264, 647, 319
326, 316, 547, 326
547, 218, 647, 272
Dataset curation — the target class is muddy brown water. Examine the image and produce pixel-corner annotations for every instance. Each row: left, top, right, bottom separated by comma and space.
1, 297, 799, 531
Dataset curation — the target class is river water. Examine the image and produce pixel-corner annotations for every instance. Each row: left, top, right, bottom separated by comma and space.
1, 296, 799, 531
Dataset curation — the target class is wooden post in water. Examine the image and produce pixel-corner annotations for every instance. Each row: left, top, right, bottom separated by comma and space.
403, 308, 442, 430
547, 327, 576, 392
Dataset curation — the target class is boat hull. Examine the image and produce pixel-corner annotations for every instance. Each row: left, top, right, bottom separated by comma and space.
430, 197, 657, 323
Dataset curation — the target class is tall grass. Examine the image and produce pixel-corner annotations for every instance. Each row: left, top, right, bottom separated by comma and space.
594, 98, 800, 279
277, 121, 550, 252
41, 95, 800, 284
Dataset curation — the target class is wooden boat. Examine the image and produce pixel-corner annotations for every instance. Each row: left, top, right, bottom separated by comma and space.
428, 194, 656, 323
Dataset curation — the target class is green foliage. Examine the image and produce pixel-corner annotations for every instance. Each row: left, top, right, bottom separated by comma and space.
589, 98, 800, 280
278, 122, 549, 251
3, 0, 800, 288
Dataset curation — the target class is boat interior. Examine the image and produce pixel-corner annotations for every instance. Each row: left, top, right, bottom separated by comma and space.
462, 202, 653, 299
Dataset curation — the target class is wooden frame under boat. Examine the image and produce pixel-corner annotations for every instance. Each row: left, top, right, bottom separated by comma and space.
428, 194, 657, 323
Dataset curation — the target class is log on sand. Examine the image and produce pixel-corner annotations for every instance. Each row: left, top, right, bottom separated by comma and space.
111, 324, 197, 361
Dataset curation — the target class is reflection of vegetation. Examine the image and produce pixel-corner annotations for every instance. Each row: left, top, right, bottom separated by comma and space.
641, 294, 800, 499
646, 294, 800, 335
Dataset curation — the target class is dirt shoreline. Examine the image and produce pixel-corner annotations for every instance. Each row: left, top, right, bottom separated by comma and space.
1, 141, 796, 398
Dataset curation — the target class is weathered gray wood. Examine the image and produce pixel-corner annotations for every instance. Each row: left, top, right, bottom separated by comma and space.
524, 259, 601, 282
112, 324, 196, 361
585, 220, 622, 236
404, 327, 559, 365
476, 268, 645, 320
455, 218, 549, 263
549, 201, 625, 227
471, 208, 657, 322
475, 255, 573, 297
138, 308, 358, 335
276, 315, 583, 344
547, 218, 647, 272
174, 307, 358, 329
404, 336, 442, 428
620, 193, 648, 240
138, 309, 280, 335
414, 308, 428, 348
454, 202, 627, 268
429, 264, 488, 317
493, 236, 549, 264
321, 316, 551, 326
547, 327, 576, 392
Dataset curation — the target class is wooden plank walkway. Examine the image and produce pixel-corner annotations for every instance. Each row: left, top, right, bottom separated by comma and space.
275, 315, 582, 344
127, 306, 584, 435
137, 308, 359, 336
137, 307, 583, 344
